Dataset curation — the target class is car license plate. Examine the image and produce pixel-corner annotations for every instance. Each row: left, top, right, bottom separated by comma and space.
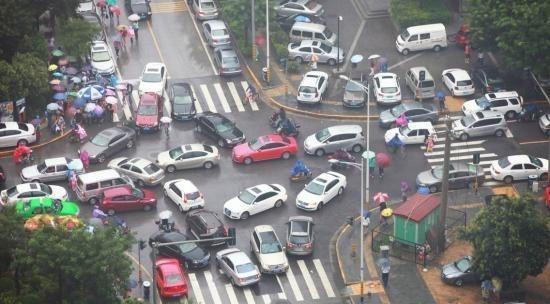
143, 127, 150, 131
190, 205, 201, 210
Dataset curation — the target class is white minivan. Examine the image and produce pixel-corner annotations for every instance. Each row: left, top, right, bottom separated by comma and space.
396, 23, 447, 55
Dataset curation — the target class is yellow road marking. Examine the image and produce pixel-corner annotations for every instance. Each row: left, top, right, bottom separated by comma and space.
519, 139, 549, 145
146, 20, 169, 77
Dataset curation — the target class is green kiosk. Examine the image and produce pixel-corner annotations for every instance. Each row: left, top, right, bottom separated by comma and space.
393, 193, 441, 244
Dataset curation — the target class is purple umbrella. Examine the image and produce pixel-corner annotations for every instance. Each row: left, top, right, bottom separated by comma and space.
104, 88, 116, 96
52, 92, 67, 101
52, 84, 65, 92
65, 67, 79, 75
94, 105, 104, 116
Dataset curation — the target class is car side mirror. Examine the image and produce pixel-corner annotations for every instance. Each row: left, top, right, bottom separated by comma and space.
282, 246, 286, 251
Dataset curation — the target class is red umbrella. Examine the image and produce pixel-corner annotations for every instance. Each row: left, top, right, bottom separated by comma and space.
13, 145, 31, 163
97, 0, 106, 7
52, 84, 65, 92
376, 152, 391, 168
110, 5, 121, 16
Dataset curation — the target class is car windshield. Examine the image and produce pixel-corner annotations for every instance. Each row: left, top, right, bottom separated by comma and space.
454, 258, 471, 272
315, 128, 330, 141
460, 115, 476, 127
174, 94, 193, 105
132, 188, 144, 199
390, 104, 406, 116
248, 137, 264, 150
498, 158, 511, 168
212, 29, 228, 37
91, 133, 110, 146
260, 242, 282, 254
215, 120, 235, 133
319, 43, 332, 53
289, 235, 310, 244
474, 96, 490, 107
299, 86, 316, 94
177, 242, 198, 253
400, 29, 411, 40
201, 1, 215, 9
169, 147, 183, 159
399, 126, 411, 136
381, 86, 398, 93
166, 273, 183, 284
237, 190, 256, 205
132, 2, 147, 11
345, 80, 363, 92
37, 162, 47, 172
142, 72, 161, 82
431, 167, 443, 179
138, 104, 157, 116
143, 163, 161, 174
529, 156, 543, 167
40, 184, 52, 194
222, 56, 238, 64
185, 191, 201, 200
457, 80, 472, 86
304, 181, 324, 195
236, 262, 256, 273
6, 187, 18, 197
323, 28, 333, 38
92, 51, 110, 62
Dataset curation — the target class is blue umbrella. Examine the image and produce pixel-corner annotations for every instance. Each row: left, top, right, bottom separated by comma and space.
52, 72, 63, 78
67, 159, 84, 171
72, 97, 86, 109
52, 92, 67, 101
436, 91, 445, 99
78, 85, 105, 101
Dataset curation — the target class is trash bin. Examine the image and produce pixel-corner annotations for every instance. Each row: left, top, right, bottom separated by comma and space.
528, 175, 539, 192
143, 280, 150, 299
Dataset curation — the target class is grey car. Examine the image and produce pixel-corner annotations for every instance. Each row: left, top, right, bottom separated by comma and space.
192, 0, 219, 20
343, 75, 367, 108
216, 247, 261, 286
451, 110, 507, 141
287, 40, 344, 66
304, 125, 365, 156
379, 102, 439, 128
275, 0, 324, 18
202, 20, 230, 48
416, 162, 485, 193
213, 46, 242, 76
20, 157, 84, 183
157, 144, 220, 173
107, 157, 165, 187
81, 126, 136, 163
286, 216, 314, 256
441, 256, 479, 286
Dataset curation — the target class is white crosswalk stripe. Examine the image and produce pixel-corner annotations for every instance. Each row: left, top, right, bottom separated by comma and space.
204, 270, 223, 304
285, 264, 304, 301
297, 260, 320, 300
200, 84, 218, 113
188, 273, 205, 304
225, 283, 239, 304
190, 85, 203, 114
243, 288, 255, 304
214, 83, 232, 113
313, 259, 336, 297
162, 90, 171, 116
241, 81, 260, 111
227, 82, 245, 112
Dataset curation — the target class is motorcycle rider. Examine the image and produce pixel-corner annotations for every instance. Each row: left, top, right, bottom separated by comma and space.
291, 160, 310, 178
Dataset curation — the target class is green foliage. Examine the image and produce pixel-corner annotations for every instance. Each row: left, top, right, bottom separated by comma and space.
389, 0, 452, 30
466, 0, 550, 75
286, 61, 301, 74
56, 18, 100, 58
122, 297, 146, 304
459, 195, 550, 287
18, 34, 49, 60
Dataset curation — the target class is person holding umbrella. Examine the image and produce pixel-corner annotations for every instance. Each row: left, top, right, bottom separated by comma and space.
132, 21, 139, 42
376, 152, 391, 180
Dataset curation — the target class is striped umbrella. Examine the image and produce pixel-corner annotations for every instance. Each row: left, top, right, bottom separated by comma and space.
77, 85, 105, 101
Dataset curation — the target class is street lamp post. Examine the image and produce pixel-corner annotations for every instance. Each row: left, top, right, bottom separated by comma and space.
337, 16, 343, 72
265, 0, 270, 83
251, 0, 256, 60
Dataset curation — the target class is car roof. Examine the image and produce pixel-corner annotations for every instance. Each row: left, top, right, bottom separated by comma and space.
139, 93, 161, 104
44, 157, 69, 167
301, 71, 328, 87
200, 111, 228, 122
313, 172, 340, 184
226, 250, 252, 265
103, 186, 132, 198
325, 124, 362, 135
402, 102, 426, 110
217, 47, 237, 57
128, 157, 152, 168
144, 62, 164, 71
474, 110, 503, 120
155, 258, 181, 271
506, 155, 532, 163
246, 184, 274, 194
205, 20, 226, 29
296, 40, 324, 48
16, 183, 42, 192
182, 143, 216, 153
0, 122, 30, 130
173, 179, 198, 192
78, 169, 120, 183
375, 73, 398, 86
254, 224, 275, 234
445, 69, 470, 80
484, 91, 519, 99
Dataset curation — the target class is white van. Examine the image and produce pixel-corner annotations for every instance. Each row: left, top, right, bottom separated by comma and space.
75, 169, 134, 205
396, 23, 447, 55
405, 67, 436, 100
289, 22, 337, 45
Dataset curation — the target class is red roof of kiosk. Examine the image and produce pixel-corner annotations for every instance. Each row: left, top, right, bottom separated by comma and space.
393, 194, 440, 222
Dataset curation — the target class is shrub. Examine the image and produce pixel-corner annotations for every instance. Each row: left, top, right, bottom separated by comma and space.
286, 62, 301, 74
390, 0, 452, 30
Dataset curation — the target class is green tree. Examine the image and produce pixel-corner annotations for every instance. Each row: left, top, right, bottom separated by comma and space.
0, 206, 28, 302
56, 18, 100, 59
459, 195, 550, 287
466, 0, 550, 75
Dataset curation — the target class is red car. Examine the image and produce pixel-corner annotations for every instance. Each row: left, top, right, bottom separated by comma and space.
155, 258, 188, 298
99, 186, 157, 215
232, 134, 298, 165
136, 93, 163, 132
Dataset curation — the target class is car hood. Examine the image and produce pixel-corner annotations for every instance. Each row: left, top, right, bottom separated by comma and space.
232, 143, 253, 157
60, 202, 80, 216
21, 166, 40, 180
92, 60, 114, 73
379, 109, 397, 123
259, 251, 287, 267
296, 188, 320, 203
219, 127, 244, 141
81, 142, 106, 158
442, 262, 462, 278
183, 246, 209, 261
417, 170, 439, 186
173, 103, 193, 114
304, 134, 321, 149
142, 189, 157, 201
136, 114, 158, 126
224, 197, 249, 213
462, 99, 482, 113
139, 82, 162, 94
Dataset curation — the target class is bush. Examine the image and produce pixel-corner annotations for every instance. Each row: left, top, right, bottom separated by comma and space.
286, 61, 301, 74
390, 0, 452, 30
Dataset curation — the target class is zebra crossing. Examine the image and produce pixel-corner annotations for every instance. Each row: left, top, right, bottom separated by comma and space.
185, 258, 338, 304
129, 80, 260, 117
422, 123, 503, 185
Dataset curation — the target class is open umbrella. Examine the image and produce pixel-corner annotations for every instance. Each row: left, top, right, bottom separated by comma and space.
105, 96, 118, 104
96, 0, 106, 7
71, 76, 82, 84
381, 208, 393, 217
94, 105, 104, 116
51, 49, 64, 57
52, 92, 67, 101
110, 5, 121, 16
104, 88, 116, 96
72, 98, 86, 109
51, 84, 65, 92
368, 54, 381, 60
373, 192, 389, 203
128, 14, 140, 22
68, 159, 84, 171
48, 64, 58, 72
31, 116, 42, 127
85, 103, 96, 113
107, 0, 116, 5
78, 85, 105, 101
116, 24, 129, 31
376, 152, 391, 168
160, 116, 172, 124
46, 102, 62, 111
52, 72, 63, 78
68, 91, 79, 98
58, 57, 68, 66
49, 79, 61, 85
65, 67, 79, 75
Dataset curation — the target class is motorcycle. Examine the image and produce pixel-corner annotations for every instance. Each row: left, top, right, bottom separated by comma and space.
69, 124, 87, 143
290, 160, 312, 182
269, 111, 283, 129
277, 118, 300, 137
519, 104, 544, 122
328, 149, 356, 170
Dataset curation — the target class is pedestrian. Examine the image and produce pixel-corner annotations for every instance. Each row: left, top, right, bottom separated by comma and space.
481, 279, 493, 303
120, 29, 128, 49
438, 94, 446, 112
114, 43, 120, 58
477, 50, 485, 66
381, 264, 390, 288
378, 166, 384, 180
425, 135, 434, 153
79, 150, 90, 169
69, 171, 77, 192
310, 53, 318, 70
132, 21, 139, 42
464, 44, 471, 64
400, 181, 409, 202
491, 277, 502, 302
369, 158, 376, 178
108, 5, 114, 19
56, 115, 65, 134
379, 200, 387, 224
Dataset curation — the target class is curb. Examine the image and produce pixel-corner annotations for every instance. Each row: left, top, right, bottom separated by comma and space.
0, 131, 72, 159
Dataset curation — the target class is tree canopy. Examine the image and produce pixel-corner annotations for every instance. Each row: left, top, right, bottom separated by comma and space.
466, 0, 550, 75
56, 18, 101, 59
459, 195, 550, 287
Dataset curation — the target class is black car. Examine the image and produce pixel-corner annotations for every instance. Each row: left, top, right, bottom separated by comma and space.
441, 256, 479, 286
186, 209, 228, 246
472, 67, 505, 94
169, 83, 196, 121
125, 0, 152, 20
276, 13, 326, 32
80, 12, 106, 41
194, 111, 245, 148
149, 231, 210, 269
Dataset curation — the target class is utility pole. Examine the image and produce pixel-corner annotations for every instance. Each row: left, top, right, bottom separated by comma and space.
265, 0, 270, 83
436, 116, 451, 253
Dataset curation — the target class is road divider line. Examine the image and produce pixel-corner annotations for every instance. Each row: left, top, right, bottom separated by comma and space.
427, 153, 498, 163
388, 52, 424, 71
227, 82, 245, 112
200, 84, 217, 113
297, 260, 320, 300
224, 283, 239, 304
313, 259, 336, 298
240, 81, 259, 111
424, 147, 485, 157
190, 85, 203, 113
262, 294, 271, 304
285, 266, 304, 301
188, 273, 205, 304
214, 83, 232, 112
204, 270, 222, 304
505, 129, 514, 138
243, 288, 255, 304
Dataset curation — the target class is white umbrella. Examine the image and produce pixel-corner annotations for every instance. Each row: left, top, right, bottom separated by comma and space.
105, 96, 118, 105
85, 102, 96, 113
368, 54, 381, 60
46, 102, 62, 111
128, 14, 140, 22
160, 116, 172, 124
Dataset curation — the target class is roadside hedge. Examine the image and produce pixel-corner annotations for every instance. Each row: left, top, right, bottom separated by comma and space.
389, 0, 452, 30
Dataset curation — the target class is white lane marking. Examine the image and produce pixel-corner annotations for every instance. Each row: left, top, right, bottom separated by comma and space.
427, 153, 498, 163
297, 260, 320, 300
243, 288, 256, 304
424, 147, 485, 157
188, 273, 205, 304
240, 81, 259, 111
430, 160, 495, 169
505, 129, 514, 138
132, 90, 140, 110
420, 140, 485, 150
262, 294, 271, 304
204, 270, 222, 304
214, 83, 232, 113
185, 4, 218, 75
275, 274, 287, 300
388, 52, 424, 71
313, 259, 336, 298
341, 20, 366, 71
200, 84, 217, 113
163, 90, 171, 116
479, 160, 497, 165
227, 82, 245, 112
225, 284, 239, 304
190, 85, 203, 114
285, 265, 304, 301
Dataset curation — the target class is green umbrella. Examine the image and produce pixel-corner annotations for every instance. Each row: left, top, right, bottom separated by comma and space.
51, 49, 64, 57
363, 150, 376, 168
68, 91, 79, 98
107, 0, 116, 5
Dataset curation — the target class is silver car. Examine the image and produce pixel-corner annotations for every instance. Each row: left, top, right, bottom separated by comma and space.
202, 20, 230, 48
451, 110, 507, 141
288, 40, 344, 66
157, 144, 220, 173
343, 74, 367, 108
192, 0, 219, 20
0, 122, 36, 148
20, 157, 84, 183
216, 248, 261, 286
213, 46, 242, 76
286, 216, 314, 256
416, 162, 485, 193
108, 157, 165, 187
378, 102, 438, 128
304, 125, 365, 156
275, 0, 324, 17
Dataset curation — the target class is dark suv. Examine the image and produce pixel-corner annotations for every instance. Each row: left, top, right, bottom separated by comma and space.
194, 111, 245, 148
186, 209, 228, 246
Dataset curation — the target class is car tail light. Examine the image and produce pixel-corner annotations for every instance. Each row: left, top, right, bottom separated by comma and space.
396, 92, 401, 96
183, 197, 188, 204
304, 242, 312, 249
315, 92, 319, 98
287, 242, 295, 248
493, 168, 500, 175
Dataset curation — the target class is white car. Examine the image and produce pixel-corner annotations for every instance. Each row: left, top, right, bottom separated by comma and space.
442, 68, 475, 96
76, 0, 95, 14
250, 225, 289, 274
372, 73, 401, 104
296, 171, 346, 211
297, 71, 329, 104
461, 91, 523, 120
138, 62, 167, 96
0, 183, 68, 206
90, 41, 115, 75
275, 0, 324, 17
490, 155, 548, 183
384, 121, 436, 145
20, 157, 84, 183
108, 157, 165, 187
163, 179, 205, 212
0, 122, 36, 148
216, 248, 261, 286
539, 114, 550, 136
157, 144, 220, 173
223, 184, 287, 220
